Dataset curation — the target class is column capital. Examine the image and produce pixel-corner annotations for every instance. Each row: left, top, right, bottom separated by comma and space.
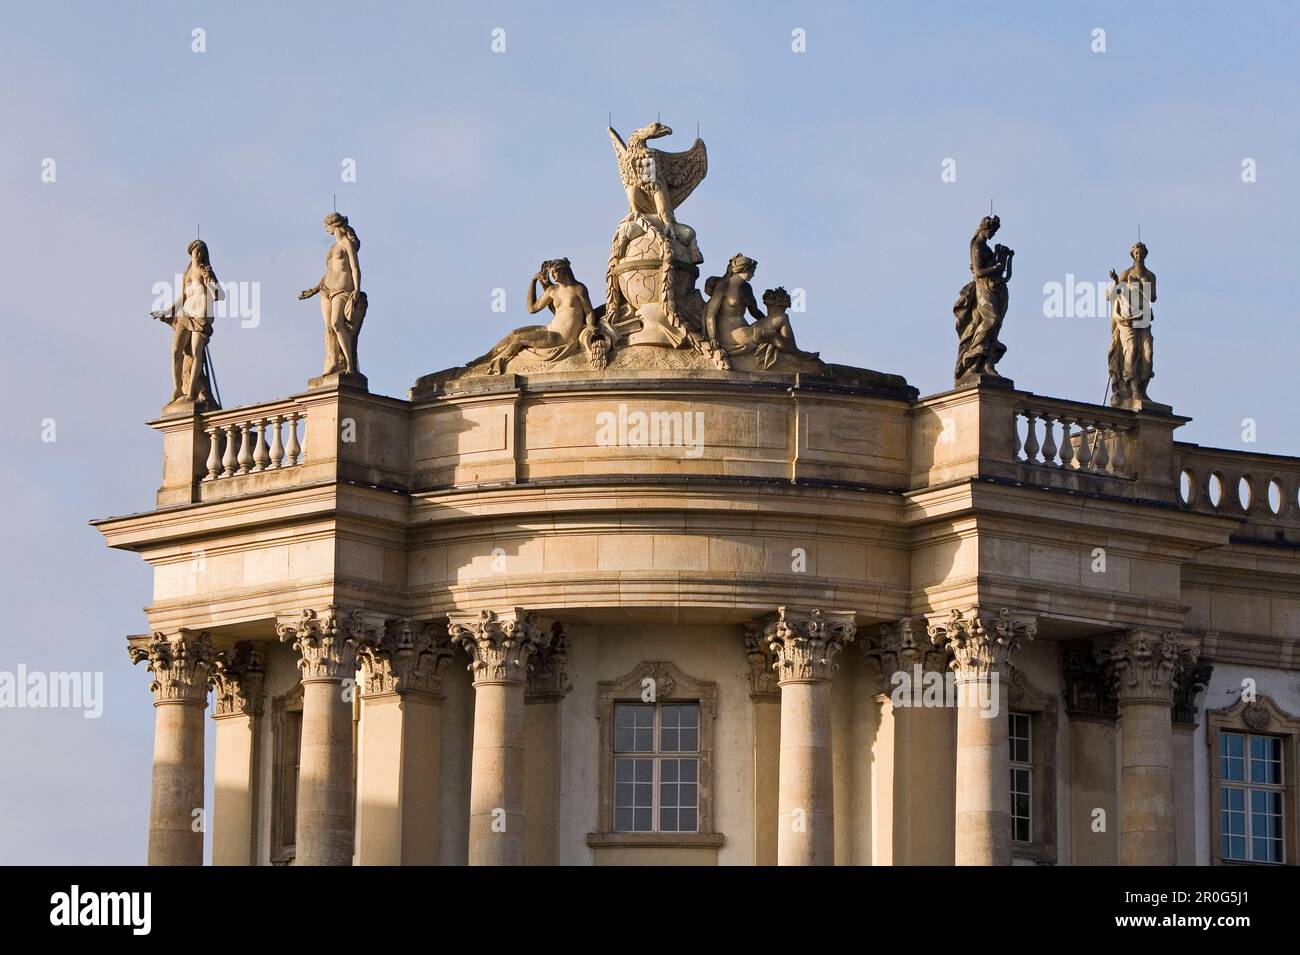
743, 621, 781, 698
1061, 638, 1117, 720
211, 642, 266, 717
129, 630, 217, 705
358, 618, 455, 699
526, 622, 571, 703
1173, 639, 1213, 724
864, 617, 948, 695
763, 607, 857, 684
276, 606, 375, 683
1107, 629, 1188, 706
927, 607, 1036, 682
448, 608, 552, 685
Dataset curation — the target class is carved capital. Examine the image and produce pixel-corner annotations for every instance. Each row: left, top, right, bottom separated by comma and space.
129, 630, 217, 705
927, 607, 1035, 682
1061, 639, 1117, 720
211, 642, 266, 717
763, 607, 857, 684
743, 621, 781, 698
527, 623, 571, 703
1173, 643, 1213, 724
276, 606, 375, 683
1107, 629, 1185, 705
864, 618, 948, 696
358, 619, 455, 699
448, 608, 552, 685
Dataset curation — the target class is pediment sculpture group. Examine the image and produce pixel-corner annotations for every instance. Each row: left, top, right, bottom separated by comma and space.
150, 119, 1157, 411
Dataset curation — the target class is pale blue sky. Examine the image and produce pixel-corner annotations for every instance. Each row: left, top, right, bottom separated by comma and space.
1, 1, 1296, 863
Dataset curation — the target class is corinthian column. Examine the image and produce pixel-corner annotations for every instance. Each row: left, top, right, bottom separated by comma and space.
865, 619, 954, 864
1107, 629, 1185, 865
928, 607, 1035, 865
210, 643, 265, 866
129, 630, 217, 866
449, 608, 553, 866
764, 607, 857, 866
356, 619, 453, 865
277, 607, 373, 866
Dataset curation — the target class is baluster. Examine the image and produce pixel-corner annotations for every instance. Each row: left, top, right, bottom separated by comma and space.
1023, 411, 1041, 464
1093, 424, 1110, 472
284, 412, 302, 466
252, 418, 270, 472
236, 422, 253, 475
204, 427, 221, 481
1012, 411, 1022, 460
1059, 417, 1075, 469
1041, 415, 1059, 467
221, 423, 238, 478
1075, 422, 1093, 470
267, 415, 284, 470
1111, 425, 1128, 474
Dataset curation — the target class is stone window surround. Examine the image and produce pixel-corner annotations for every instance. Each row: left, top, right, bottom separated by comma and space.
588, 660, 724, 850
1206, 695, 1300, 866
1008, 667, 1059, 865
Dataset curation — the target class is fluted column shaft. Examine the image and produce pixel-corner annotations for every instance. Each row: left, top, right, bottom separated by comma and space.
278, 607, 371, 866
450, 609, 552, 866
765, 607, 856, 866
130, 631, 216, 866
929, 608, 1035, 866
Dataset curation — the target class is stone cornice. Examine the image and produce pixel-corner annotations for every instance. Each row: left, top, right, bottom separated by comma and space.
448, 608, 551, 685
358, 619, 455, 699
211, 642, 266, 717
927, 607, 1036, 681
763, 607, 857, 684
129, 630, 217, 705
276, 606, 375, 683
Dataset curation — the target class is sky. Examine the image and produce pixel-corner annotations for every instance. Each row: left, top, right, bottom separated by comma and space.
1, 1, 1297, 863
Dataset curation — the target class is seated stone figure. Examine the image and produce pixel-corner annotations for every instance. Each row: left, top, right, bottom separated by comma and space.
724, 287, 820, 369
473, 259, 607, 373
703, 254, 764, 351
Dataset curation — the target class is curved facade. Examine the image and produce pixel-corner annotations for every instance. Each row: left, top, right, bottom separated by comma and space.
97, 355, 1300, 865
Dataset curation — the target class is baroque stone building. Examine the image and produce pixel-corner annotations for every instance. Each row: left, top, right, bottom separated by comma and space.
98, 128, 1300, 866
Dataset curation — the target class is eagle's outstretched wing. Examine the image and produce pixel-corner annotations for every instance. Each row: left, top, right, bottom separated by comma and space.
608, 127, 638, 194
658, 138, 707, 210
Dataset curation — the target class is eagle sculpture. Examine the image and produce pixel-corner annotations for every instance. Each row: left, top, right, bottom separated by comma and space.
608, 122, 707, 237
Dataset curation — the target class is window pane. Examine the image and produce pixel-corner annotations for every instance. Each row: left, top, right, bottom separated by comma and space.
1221, 733, 1245, 782
660, 808, 679, 832
680, 759, 698, 783
633, 808, 652, 832
633, 727, 654, 752
634, 758, 652, 783
616, 704, 654, 752
661, 705, 680, 728
680, 782, 698, 810
660, 724, 680, 752
1250, 735, 1282, 785
614, 807, 634, 832
615, 704, 636, 729
616, 759, 633, 783
661, 759, 678, 783
680, 705, 698, 728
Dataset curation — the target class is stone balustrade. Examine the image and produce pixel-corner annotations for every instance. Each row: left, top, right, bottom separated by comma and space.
1013, 400, 1132, 478
1174, 442, 1300, 542
201, 404, 305, 482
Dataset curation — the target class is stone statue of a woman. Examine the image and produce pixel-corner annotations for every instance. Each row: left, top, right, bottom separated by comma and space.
703, 254, 764, 350
953, 215, 1014, 383
151, 238, 221, 407
299, 212, 367, 378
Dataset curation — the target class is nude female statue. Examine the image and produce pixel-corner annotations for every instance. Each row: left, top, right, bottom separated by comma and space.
299, 212, 366, 376
151, 239, 222, 404
474, 258, 598, 374
703, 254, 764, 349
1106, 242, 1157, 404
953, 215, 1014, 382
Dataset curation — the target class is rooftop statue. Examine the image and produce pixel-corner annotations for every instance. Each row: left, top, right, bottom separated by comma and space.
459, 119, 825, 377
300, 212, 367, 379
953, 214, 1014, 385
151, 238, 221, 410
1106, 242, 1157, 409
471, 259, 613, 373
